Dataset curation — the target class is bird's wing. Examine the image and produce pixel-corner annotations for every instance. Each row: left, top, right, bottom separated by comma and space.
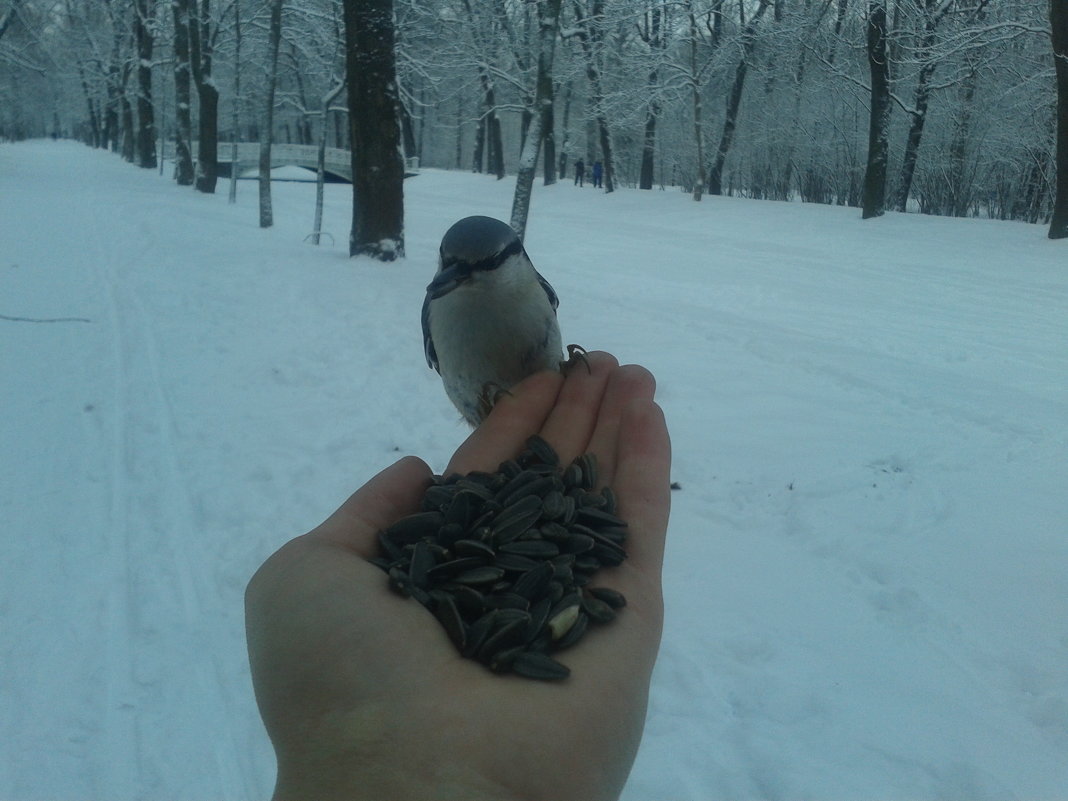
536, 270, 560, 313
421, 290, 439, 372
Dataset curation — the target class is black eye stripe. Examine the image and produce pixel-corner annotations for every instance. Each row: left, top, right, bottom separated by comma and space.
442, 237, 525, 273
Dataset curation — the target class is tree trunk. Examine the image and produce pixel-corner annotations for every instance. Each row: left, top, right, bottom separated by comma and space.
557, 80, 572, 180
106, 23, 123, 151
227, 0, 241, 204
946, 65, 977, 217
344, 0, 405, 260
708, 0, 770, 196
259, 0, 283, 228
77, 64, 102, 148
462, 0, 505, 179
1050, 0, 1068, 238
639, 92, 658, 190
195, 82, 219, 192
134, 0, 156, 169
0, 0, 23, 43
542, 84, 556, 185
573, 0, 614, 192
688, 1, 704, 201
861, 0, 890, 219
638, 2, 665, 190
894, 0, 952, 214
827, 0, 848, 65
399, 95, 417, 163
511, 0, 563, 240
120, 64, 135, 163
894, 60, 934, 212
473, 114, 486, 172
172, 0, 194, 184
312, 78, 345, 245
190, 0, 218, 193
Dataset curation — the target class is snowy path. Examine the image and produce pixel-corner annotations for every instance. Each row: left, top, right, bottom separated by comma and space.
2, 141, 1066, 799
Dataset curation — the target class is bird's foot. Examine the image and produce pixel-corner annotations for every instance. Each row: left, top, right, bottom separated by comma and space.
562, 344, 591, 375
477, 381, 512, 422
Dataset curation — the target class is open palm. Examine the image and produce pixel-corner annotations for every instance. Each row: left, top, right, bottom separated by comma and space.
246, 352, 671, 801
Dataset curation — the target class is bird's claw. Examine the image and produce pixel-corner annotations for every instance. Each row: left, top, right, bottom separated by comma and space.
562, 344, 591, 376
477, 381, 512, 421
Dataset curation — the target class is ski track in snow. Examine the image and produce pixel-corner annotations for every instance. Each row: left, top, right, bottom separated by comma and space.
2, 141, 1067, 800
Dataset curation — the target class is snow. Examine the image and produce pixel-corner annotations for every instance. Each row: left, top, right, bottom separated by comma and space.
237, 164, 319, 181
2, 139, 1067, 799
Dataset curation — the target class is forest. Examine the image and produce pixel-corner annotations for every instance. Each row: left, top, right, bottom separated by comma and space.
1, 0, 1064, 237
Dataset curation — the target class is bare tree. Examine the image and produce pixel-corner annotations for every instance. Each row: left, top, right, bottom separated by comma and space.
171, 0, 194, 183
1051, 0, 1068, 238
258, 0, 282, 228
637, 0, 669, 190
861, 0, 890, 218
0, 0, 24, 43
459, 0, 505, 178
572, 0, 615, 191
510, 0, 563, 240
344, 0, 405, 259
189, 0, 218, 193
227, 0, 240, 203
708, 0, 771, 196
133, 0, 156, 168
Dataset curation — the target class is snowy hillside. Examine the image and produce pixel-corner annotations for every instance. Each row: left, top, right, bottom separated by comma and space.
2, 139, 1066, 800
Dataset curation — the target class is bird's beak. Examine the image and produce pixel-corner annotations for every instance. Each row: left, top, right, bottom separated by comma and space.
427, 263, 470, 299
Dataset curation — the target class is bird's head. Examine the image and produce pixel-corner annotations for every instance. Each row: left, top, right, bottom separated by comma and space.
427, 216, 530, 300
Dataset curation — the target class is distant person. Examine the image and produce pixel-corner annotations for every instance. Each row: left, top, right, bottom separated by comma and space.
574, 158, 585, 187
592, 160, 603, 189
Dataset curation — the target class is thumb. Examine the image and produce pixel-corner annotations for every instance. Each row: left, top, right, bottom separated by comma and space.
312, 455, 433, 557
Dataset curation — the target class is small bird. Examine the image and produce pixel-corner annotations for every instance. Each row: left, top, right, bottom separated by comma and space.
422, 215, 574, 426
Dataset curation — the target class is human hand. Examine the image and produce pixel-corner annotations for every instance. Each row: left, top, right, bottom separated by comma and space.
245, 352, 671, 801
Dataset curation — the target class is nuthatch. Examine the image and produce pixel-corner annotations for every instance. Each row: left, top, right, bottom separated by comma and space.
422, 216, 580, 426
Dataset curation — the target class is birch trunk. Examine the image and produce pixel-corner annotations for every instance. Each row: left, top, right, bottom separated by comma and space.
510, 0, 563, 240
258, 0, 283, 228
861, 0, 890, 219
172, 0, 194, 184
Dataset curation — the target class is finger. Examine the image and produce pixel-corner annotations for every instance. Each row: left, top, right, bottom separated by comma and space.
313, 455, 434, 556
586, 364, 657, 488
611, 398, 671, 580
445, 368, 564, 476
536, 350, 619, 467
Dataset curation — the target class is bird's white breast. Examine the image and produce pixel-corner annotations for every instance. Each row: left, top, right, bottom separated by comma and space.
428, 267, 563, 422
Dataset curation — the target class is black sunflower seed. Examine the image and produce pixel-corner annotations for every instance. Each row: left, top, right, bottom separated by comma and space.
576, 506, 629, 529
511, 560, 554, 599
494, 552, 541, 572
433, 594, 466, 650
454, 538, 496, 559
455, 566, 507, 585
525, 596, 552, 643
553, 610, 589, 650
409, 541, 436, 588
581, 595, 617, 624
388, 567, 413, 597
524, 434, 560, 466
600, 486, 617, 514
463, 610, 498, 658
587, 587, 627, 609
488, 645, 524, 673
372, 445, 630, 680
425, 556, 487, 581
498, 539, 560, 558
476, 616, 529, 663
512, 651, 570, 681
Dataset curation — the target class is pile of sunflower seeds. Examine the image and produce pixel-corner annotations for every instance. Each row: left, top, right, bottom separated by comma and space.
370, 435, 628, 681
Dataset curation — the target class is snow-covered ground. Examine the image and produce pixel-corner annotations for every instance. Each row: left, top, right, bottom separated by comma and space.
2, 139, 1066, 800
